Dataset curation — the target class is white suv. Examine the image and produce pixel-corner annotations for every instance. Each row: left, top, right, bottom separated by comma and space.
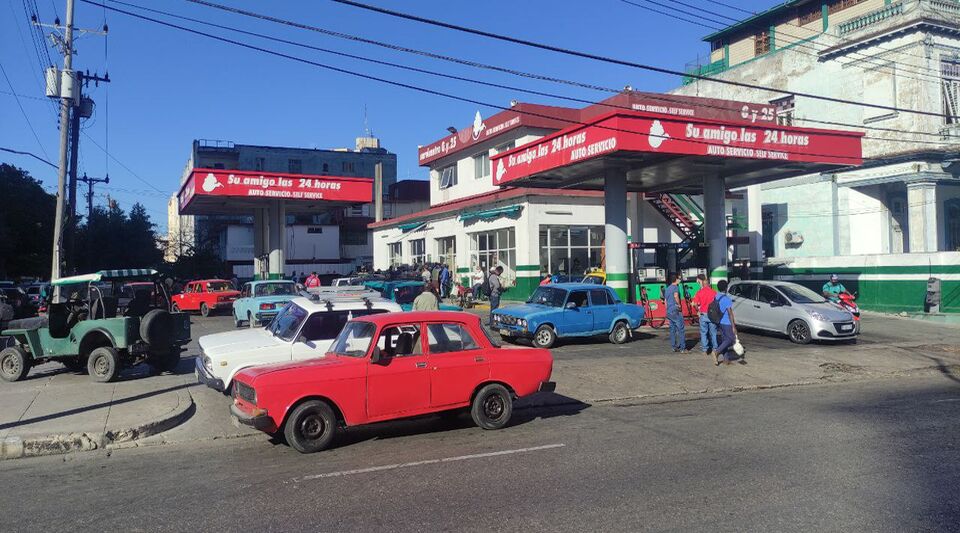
195, 295, 402, 393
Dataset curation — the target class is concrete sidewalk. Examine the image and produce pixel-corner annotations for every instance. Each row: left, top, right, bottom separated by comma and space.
0, 360, 197, 460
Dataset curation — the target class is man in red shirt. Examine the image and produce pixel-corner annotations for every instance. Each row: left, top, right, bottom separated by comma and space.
304, 271, 321, 289
692, 273, 718, 356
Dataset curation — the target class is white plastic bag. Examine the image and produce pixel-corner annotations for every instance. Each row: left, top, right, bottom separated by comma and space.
732, 337, 745, 357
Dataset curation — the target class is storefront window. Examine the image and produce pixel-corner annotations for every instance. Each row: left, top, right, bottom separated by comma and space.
410, 239, 426, 265
437, 236, 456, 269
539, 225, 604, 276
470, 228, 516, 279
388, 243, 402, 267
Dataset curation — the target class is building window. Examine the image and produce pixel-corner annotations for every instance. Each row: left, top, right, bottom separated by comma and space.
946, 198, 960, 251
942, 59, 960, 125
410, 238, 426, 265
254, 157, 265, 171
754, 29, 771, 56
828, 0, 866, 15
342, 161, 355, 173
710, 39, 725, 52
473, 152, 490, 179
538, 225, 604, 276
348, 205, 366, 217
388, 242, 402, 267
436, 236, 456, 270
771, 95, 795, 126
288, 159, 302, 174
470, 228, 515, 279
439, 165, 458, 189
342, 228, 368, 245
494, 141, 515, 154
797, 4, 821, 26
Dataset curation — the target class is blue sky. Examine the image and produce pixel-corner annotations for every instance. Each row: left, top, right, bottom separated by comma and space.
1, 0, 775, 231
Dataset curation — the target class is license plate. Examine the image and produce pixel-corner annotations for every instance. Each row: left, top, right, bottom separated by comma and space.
840, 324, 853, 331
499, 329, 510, 336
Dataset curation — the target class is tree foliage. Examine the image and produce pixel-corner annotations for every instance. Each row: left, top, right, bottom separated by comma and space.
0, 164, 56, 278
73, 202, 165, 273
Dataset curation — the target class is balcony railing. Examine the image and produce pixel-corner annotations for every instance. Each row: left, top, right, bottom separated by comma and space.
837, 1, 904, 35
681, 57, 729, 85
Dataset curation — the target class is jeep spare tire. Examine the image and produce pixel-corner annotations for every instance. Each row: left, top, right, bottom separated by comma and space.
140, 309, 174, 347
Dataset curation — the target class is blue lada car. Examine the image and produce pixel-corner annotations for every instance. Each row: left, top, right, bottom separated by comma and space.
232, 280, 300, 328
492, 283, 645, 348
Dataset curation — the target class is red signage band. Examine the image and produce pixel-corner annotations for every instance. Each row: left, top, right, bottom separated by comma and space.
490, 112, 863, 185
178, 169, 373, 211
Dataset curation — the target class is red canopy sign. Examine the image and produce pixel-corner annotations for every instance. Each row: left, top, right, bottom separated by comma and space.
178, 169, 373, 212
490, 111, 863, 185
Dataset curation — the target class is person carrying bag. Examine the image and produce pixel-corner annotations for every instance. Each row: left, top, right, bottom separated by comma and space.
711, 280, 741, 366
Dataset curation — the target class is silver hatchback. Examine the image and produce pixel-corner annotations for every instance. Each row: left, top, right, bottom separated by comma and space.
727, 280, 858, 344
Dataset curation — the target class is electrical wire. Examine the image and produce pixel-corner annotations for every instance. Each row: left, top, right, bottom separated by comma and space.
83, 0, 878, 165
0, 60, 52, 161
80, 132, 165, 193
169, 0, 959, 143
330, 0, 951, 119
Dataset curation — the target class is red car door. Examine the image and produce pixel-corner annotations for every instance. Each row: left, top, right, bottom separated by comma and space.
366, 323, 432, 419
177, 282, 199, 311
426, 322, 490, 408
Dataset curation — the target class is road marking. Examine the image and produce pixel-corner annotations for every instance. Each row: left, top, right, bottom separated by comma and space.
296, 443, 566, 482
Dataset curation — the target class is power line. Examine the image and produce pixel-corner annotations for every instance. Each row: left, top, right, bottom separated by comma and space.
173, 0, 958, 142
0, 146, 57, 168
0, 89, 49, 101
84, 0, 878, 165
330, 0, 951, 120
0, 60, 52, 161
619, 0, 721, 30
80, 131, 166, 193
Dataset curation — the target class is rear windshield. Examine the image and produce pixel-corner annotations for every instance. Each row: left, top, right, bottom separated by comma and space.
255, 282, 296, 297
206, 281, 233, 292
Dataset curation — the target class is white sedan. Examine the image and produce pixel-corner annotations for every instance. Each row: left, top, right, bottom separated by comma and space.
195, 296, 401, 393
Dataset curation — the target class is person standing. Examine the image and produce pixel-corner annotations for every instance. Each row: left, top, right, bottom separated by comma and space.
412, 282, 440, 311
664, 273, 687, 353
304, 272, 321, 289
713, 279, 738, 366
439, 264, 451, 300
692, 273, 718, 356
421, 266, 431, 285
488, 266, 503, 326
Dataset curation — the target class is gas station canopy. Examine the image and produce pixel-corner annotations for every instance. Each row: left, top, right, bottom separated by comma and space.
177, 168, 373, 215
490, 110, 863, 193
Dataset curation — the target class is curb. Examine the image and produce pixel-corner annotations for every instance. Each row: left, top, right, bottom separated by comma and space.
0, 389, 195, 461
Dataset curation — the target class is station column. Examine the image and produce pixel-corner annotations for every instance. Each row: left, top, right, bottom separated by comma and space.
703, 175, 727, 286
605, 170, 629, 301
268, 200, 286, 279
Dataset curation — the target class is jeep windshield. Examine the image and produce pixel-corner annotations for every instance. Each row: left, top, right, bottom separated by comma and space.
267, 303, 308, 342
328, 321, 376, 357
527, 287, 566, 307
255, 282, 296, 297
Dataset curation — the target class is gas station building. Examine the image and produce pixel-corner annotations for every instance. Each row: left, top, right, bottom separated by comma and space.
370, 91, 862, 301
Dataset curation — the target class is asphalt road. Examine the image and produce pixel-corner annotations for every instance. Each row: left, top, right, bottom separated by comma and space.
2, 375, 957, 532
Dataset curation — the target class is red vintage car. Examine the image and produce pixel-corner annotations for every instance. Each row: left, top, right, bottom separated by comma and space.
171, 279, 240, 317
230, 311, 555, 453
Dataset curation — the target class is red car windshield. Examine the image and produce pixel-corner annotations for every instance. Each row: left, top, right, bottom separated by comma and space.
328, 321, 376, 357
206, 281, 233, 292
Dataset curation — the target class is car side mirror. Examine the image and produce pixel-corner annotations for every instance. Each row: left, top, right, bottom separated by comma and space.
769, 300, 782, 308
565, 302, 577, 310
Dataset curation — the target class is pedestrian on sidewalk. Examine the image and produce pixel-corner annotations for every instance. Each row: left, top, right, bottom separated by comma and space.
713, 279, 738, 366
488, 266, 503, 326
421, 265, 432, 285
692, 273, 718, 357
665, 273, 687, 353
412, 282, 440, 311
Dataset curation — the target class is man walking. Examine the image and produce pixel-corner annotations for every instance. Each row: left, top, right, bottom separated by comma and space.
665, 273, 687, 353
412, 282, 440, 311
692, 273, 718, 357
488, 266, 503, 326
713, 280, 738, 366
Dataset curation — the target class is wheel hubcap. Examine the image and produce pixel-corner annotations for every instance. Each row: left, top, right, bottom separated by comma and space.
616, 327, 626, 341
791, 324, 806, 340
536, 331, 550, 345
2, 356, 19, 375
299, 414, 325, 439
483, 394, 505, 420
94, 356, 108, 375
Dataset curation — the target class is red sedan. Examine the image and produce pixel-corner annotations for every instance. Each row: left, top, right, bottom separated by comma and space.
230, 311, 555, 453
172, 279, 240, 317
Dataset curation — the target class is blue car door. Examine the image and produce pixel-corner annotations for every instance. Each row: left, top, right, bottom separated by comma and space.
562, 290, 593, 335
588, 289, 616, 333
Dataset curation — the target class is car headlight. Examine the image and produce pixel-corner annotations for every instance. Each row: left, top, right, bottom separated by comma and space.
493, 314, 501, 322
806, 310, 826, 322
518, 319, 527, 327
203, 355, 214, 373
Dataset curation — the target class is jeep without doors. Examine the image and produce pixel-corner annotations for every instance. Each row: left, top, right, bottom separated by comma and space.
0, 269, 191, 382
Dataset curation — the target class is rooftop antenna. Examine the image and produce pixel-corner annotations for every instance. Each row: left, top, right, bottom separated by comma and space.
363, 105, 373, 137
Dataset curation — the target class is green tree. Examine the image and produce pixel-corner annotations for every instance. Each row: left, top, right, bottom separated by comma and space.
74, 201, 163, 272
0, 164, 56, 278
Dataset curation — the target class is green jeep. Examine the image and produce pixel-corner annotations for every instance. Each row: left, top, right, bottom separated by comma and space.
0, 269, 191, 383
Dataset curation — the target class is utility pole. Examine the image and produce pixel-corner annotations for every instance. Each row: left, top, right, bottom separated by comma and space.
78, 173, 109, 269
50, 0, 76, 296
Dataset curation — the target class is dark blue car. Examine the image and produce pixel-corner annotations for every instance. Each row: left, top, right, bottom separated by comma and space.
492, 283, 645, 348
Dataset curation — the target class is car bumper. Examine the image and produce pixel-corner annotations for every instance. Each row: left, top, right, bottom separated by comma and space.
810, 320, 859, 341
495, 323, 531, 338
230, 403, 277, 433
254, 311, 279, 325
195, 357, 225, 392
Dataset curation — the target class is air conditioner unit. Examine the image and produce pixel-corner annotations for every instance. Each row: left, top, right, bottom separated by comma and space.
784, 230, 804, 244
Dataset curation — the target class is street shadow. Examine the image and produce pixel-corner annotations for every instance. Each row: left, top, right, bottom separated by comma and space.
18, 354, 199, 382
269, 393, 590, 451
918, 354, 960, 385
0, 381, 197, 431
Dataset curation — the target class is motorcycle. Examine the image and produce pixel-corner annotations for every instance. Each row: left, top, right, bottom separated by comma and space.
837, 291, 860, 333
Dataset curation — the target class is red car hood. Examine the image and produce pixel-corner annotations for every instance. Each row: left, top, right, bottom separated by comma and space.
237, 355, 350, 382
